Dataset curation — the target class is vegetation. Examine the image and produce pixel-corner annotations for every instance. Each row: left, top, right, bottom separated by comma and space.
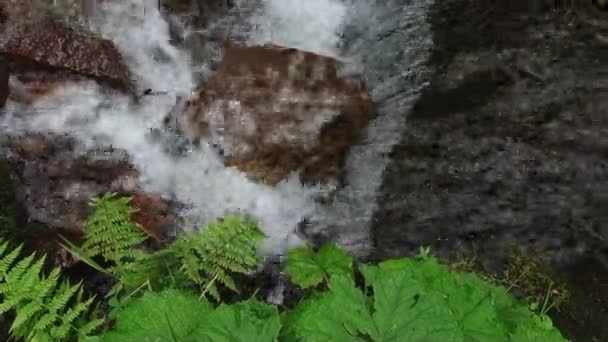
60, 193, 265, 301
0, 193, 570, 341
282, 246, 566, 341
0, 241, 102, 341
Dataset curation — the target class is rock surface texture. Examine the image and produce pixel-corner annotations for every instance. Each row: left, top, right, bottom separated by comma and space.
372, 0, 608, 266
165, 43, 376, 186
0, 56, 8, 107
366, 2, 608, 339
1, 134, 178, 246
0, 4, 136, 101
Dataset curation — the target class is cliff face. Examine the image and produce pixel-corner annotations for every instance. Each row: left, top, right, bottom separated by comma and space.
369, 0, 608, 267
0, 56, 8, 107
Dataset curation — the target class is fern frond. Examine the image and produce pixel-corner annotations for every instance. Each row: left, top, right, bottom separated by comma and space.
83, 192, 148, 266
0, 239, 102, 340
170, 215, 266, 301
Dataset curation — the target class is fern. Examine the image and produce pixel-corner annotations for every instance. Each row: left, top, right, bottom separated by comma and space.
0, 240, 103, 341
169, 215, 266, 301
65, 193, 267, 302
83, 192, 148, 270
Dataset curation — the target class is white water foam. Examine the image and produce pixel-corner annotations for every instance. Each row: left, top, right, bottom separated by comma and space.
0, 0, 352, 255
1, 0, 434, 259
247, 0, 347, 57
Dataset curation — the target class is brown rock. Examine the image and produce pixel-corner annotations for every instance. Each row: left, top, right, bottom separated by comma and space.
4, 134, 178, 251
0, 15, 136, 96
0, 0, 106, 23
165, 43, 376, 186
11, 136, 53, 158
130, 193, 173, 245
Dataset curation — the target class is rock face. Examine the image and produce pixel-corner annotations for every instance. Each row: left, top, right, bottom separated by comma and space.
0, 56, 8, 107
0, 6, 137, 98
1, 134, 178, 248
164, 43, 375, 186
1, 0, 105, 22
162, 0, 234, 28
370, 0, 608, 270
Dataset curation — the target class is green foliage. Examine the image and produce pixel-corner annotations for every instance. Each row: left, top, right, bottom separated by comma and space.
100, 289, 213, 342
0, 240, 102, 341
168, 215, 266, 301
498, 251, 569, 315
282, 247, 568, 342
64, 193, 266, 302
101, 289, 280, 342
286, 244, 352, 288
82, 192, 148, 267
5, 190, 569, 341
62, 192, 152, 298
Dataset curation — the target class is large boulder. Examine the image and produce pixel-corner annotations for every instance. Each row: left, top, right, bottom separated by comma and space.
164, 43, 376, 186
2, 134, 179, 249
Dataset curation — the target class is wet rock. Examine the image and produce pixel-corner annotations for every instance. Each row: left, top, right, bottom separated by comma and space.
130, 193, 175, 245
162, 0, 255, 81
0, 13, 137, 97
165, 43, 376, 186
2, 134, 178, 249
162, 0, 234, 27
371, 0, 608, 271
1, 0, 104, 23
0, 56, 8, 107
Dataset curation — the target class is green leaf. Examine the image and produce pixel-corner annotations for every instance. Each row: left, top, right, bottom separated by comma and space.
509, 314, 568, 341
103, 290, 279, 342
59, 236, 113, 277
286, 244, 353, 288
282, 276, 371, 341
194, 298, 281, 342
284, 247, 568, 342
101, 289, 213, 342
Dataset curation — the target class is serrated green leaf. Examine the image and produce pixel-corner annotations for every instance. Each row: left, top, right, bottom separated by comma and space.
194, 298, 281, 342
285, 246, 568, 342
101, 289, 213, 342
287, 244, 353, 288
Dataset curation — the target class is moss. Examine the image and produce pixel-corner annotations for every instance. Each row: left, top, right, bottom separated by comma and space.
450, 249, 569, 315
497, 251, 569, 314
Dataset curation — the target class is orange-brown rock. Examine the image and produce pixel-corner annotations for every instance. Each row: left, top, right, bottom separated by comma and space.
0, 13, 136, 96
165, 43, 376, 185
130, 193, 174, 245
10, 135, 54, 158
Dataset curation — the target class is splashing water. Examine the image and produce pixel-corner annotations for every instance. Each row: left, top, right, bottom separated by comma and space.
247, 0, 347, 57
0, 0, 351, 254
0, 0, 435, 258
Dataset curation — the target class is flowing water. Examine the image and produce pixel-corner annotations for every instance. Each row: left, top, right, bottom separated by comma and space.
0, 0, 434, 257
